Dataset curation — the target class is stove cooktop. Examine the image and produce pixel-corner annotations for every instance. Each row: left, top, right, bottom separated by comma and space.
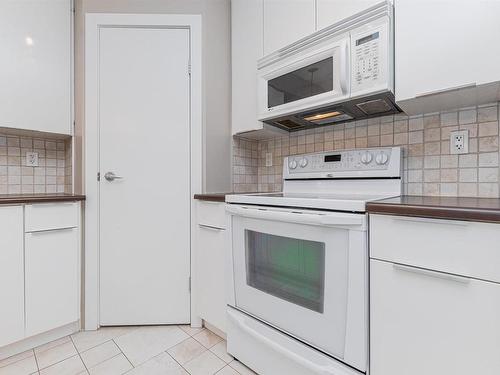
226, 192, 399, 212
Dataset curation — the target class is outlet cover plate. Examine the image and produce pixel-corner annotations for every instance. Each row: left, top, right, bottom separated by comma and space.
26, 152, 39, 167
450, 130, 469, 154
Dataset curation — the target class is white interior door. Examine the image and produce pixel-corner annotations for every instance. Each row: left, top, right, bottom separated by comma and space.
98, 26, 191, 325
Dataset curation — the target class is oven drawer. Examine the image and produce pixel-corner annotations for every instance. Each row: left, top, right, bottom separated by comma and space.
370, 214, 500, 283
226, 307, 362, 375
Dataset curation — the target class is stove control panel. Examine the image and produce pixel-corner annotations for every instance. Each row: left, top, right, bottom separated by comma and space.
284, 147, 402, 179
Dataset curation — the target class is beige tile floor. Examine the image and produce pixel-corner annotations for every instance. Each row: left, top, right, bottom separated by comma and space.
0, 326, 258, 375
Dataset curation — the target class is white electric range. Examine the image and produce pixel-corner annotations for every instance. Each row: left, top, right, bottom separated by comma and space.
225, 147, 402, 375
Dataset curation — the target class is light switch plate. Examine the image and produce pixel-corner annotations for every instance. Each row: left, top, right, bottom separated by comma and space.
26, 152, 39, 167
265, 152, 273, 167
450, 130, 469, 154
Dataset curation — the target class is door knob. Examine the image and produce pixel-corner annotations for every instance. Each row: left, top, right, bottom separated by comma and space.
104, 172, 123, 182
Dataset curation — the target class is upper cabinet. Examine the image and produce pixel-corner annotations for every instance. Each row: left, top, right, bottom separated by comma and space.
231, 0, 264, 135
317, 0, 381, 30
0, 0, 72, 135
263, 0, 315, 55
395, 0, 500, 114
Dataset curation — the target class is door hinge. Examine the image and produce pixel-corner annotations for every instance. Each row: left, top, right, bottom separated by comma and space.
97, 172, 100, 181
188, 61, 191, 76
189, 276, 191, 292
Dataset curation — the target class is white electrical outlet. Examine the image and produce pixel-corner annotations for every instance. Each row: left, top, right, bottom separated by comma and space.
265, 152, 273, 167
450, 130, 469, 154
26, 152, 39, 167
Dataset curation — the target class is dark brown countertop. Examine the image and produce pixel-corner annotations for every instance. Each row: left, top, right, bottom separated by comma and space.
0, 193, 86, 205
367, 195, 500, 223
193, 192, 258, 203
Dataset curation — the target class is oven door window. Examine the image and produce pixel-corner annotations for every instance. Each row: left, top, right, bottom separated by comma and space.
245, 230, 325, 313
268, 57, 333, 109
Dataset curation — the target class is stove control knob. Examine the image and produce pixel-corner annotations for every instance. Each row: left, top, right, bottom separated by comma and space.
360, 151, 373, 164
375, 152, 389, 165
289, 159, 298, 170
299, 157, 308, 168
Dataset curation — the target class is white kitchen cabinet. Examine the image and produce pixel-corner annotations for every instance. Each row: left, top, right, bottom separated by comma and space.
370, 214, 500, 375
316, 0, 381, 30
370, 259, 500, 375
25, 227, 79, 337
0, 206, 24, 348
0, 202, 81, 356
195, 200, 227, 332
263, 0, 315, 55
231, 0, 264, 135
395, 0, 500, 114
0, 0, 72, 135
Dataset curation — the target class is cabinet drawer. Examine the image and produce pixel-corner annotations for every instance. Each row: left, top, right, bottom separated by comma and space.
197, 201, 226, 229
25, 227, 79, 336
370, 214, 500, 283
370, 259, 500, 375
25, 202, 79, 232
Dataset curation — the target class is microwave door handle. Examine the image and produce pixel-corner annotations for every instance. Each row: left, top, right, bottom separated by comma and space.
339, 40, 350, 95
225, 205, 364, 228
227, 309, 340, 375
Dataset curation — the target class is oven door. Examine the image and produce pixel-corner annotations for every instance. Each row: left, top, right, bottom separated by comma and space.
258, 36, 350, 122
227, 205, 367, 372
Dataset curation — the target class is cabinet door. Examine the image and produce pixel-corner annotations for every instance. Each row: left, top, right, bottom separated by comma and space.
232, 0, 264, 135
395, 0, 486, 102
0, 0, 72, 134
25, 228, 79, 336
0, 206, 24, 347
370, 259, 500, 375
263, 0, 315, 55
196, 224, 227, 332
317, 0, 380, 30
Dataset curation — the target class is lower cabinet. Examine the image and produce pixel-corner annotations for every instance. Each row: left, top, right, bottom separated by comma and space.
25, 228, 79, 337
0, 206, 24, 347
0, 202, 81, 351
370, 214, 500, 375
195, 200, 227, 332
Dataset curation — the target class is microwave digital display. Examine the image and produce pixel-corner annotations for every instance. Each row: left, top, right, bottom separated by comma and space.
356, 32, 379, 46
268, 57, 333, 108
324, 154, 341, 162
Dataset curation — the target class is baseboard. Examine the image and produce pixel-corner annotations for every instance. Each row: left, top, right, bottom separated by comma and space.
203, 320, 226, 340
0, 321, 80, 360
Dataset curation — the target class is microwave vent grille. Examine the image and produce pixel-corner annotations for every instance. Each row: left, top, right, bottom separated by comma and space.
356, 98, 392, 115
276, 119, 303, 129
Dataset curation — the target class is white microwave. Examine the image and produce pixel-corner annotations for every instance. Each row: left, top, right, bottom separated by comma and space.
257, 1, 398, 131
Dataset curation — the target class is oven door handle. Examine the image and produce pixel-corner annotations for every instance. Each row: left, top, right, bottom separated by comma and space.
226, 205, 364, 228
227, 309, 345, 375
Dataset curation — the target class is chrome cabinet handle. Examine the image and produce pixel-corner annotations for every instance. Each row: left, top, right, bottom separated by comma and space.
104, 172, 123, 182
198, 224, 225, 231
393, 263, 471, 284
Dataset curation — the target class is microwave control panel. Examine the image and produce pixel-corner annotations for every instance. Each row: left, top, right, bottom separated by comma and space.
351, 19, 389, 93
354, 31, 380, 86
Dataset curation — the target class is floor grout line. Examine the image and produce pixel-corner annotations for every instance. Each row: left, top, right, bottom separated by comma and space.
70, 335, 90, 374
31, 349, 40, 373
113, 338, 135, 369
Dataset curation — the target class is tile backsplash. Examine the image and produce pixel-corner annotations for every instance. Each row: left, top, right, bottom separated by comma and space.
233, 103, 500, 198
0, 132, 72, 194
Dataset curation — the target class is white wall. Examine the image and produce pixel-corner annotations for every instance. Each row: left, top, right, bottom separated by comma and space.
74, 0, 232, 193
